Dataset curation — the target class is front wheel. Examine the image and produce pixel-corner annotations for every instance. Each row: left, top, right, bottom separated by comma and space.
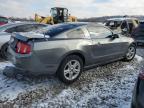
124, 44, 136, 61
57, 55, 83, 84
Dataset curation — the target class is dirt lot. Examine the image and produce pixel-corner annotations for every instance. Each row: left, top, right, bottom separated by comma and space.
0, 47, 143, 108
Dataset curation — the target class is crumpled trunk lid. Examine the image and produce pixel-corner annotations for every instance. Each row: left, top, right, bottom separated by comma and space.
11, 32, 46, 42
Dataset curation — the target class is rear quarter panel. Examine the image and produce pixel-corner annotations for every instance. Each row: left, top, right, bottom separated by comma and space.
33, 38, 93, 68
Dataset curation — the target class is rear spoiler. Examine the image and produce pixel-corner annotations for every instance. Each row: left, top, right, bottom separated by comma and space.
12, 33, 28, 42
11, 32, 50, 42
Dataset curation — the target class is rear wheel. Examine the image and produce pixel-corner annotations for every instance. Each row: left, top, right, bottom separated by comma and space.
124, 44, 136, 61
0, 43, 9, 60
57, 55, 83, 84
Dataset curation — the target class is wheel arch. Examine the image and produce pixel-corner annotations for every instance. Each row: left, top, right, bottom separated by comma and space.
56, 50, 86, 73
66, 52, 85, 65
61, 50, 85, 65
130, 42, 137, 47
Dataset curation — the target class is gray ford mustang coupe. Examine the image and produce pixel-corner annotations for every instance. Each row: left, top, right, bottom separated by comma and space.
7, 22, 136, 84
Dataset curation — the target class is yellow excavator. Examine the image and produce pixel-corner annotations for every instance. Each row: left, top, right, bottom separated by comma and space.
35, 7, 77, 24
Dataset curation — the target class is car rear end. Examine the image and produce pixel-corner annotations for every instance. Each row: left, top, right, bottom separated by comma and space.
8, 33, 56, 76
131, 72, 144, 108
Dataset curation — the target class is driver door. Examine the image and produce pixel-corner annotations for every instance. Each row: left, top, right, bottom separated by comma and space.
87, 26, 123, 64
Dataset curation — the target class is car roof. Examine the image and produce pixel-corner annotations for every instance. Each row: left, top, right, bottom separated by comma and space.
107, 17, 138, 21
45, 22, 87, 29
47, 22, 105, 29
37, 22, 108, 37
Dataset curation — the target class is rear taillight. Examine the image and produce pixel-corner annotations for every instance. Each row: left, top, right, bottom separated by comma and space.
16, 41, 31, 54
139, 72, 144, 80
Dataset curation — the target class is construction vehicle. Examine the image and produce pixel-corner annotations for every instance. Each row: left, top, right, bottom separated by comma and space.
35, 7, 77, 24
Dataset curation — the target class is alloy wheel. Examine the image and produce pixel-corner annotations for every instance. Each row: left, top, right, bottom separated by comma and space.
64, 60, 81, 81
126, 46, 136, 60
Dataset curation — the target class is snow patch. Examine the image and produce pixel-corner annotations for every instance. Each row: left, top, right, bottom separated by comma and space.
120, 65, 135, 71
0, 61, 13, 71
135, 55, 143, 62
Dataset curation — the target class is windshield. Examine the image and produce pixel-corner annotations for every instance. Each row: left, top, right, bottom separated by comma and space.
51, 9, 57, 17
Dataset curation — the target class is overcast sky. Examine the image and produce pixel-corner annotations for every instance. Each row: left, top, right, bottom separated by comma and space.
0, 0, 144, 18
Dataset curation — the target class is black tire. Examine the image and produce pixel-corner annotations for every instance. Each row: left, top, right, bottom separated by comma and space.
0, 43, 9, 60
123, 44, 136, 61
57, 55, 83, 84
131, 103, 135, 108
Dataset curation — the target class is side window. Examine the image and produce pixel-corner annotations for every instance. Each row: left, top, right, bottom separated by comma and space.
87, 26, 112, 38
16, 24, 35, 32
5, 27, 17, 33
67, 28, 85, 38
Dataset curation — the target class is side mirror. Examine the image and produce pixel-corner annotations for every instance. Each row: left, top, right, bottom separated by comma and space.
108, 34, 119, 39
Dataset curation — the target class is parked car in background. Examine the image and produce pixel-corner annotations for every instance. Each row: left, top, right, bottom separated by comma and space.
0, 22, 48, 59
7, 23, 136, 84
0, 16, 12, 26
105, 17, 139, 35
131, 71, 144, 108
132, 22, 144, 46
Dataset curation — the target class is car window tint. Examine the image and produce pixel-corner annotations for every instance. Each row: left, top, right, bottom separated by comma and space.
87, 26, 112, 38
16, 24, 36, 32
5, 27, 17, 33
67, 28, 85, 38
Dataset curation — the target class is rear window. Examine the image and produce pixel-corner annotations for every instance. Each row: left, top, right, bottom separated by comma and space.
0, 17, 8, 23
36, 24, 85, 37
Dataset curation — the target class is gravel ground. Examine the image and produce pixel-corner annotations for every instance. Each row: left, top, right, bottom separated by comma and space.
0, 47, 143, 108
